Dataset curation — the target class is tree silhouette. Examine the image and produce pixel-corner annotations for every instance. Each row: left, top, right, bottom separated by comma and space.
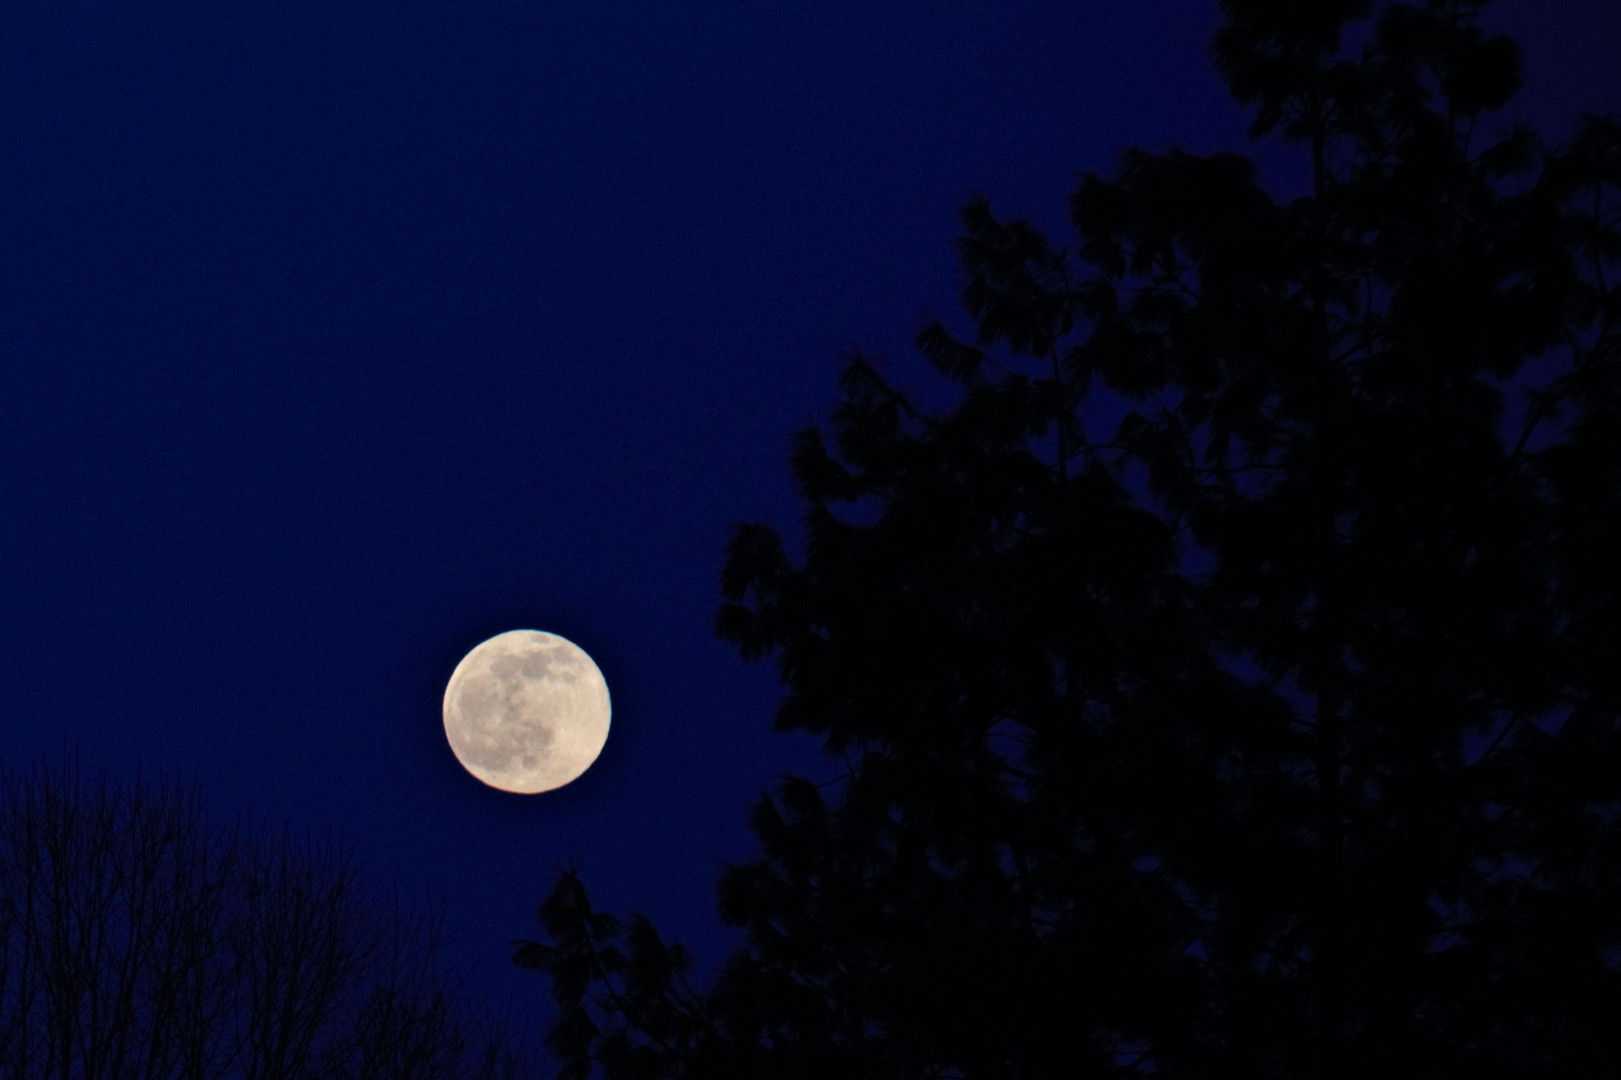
0, 757, 529, 1080
516, 1, 1621, 1076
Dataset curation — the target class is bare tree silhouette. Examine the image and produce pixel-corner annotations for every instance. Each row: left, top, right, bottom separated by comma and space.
0, 757, 530, 1080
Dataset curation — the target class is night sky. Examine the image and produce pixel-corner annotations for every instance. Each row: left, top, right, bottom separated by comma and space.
2, 0, 1618, 1049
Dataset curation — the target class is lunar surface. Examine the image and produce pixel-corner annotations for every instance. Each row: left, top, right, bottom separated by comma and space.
442, 630, 611, 793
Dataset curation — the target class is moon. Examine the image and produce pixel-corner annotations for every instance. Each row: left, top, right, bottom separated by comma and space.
442, 630, 611, 793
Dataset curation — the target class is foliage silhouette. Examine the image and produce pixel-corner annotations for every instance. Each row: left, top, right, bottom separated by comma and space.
516, 1, 1621, 1076
0, 756, 529, 1080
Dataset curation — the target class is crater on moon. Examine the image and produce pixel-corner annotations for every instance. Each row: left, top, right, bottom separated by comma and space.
442, 630, 611, 793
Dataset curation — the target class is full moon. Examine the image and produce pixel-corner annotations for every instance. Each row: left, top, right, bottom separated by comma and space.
442, 630, 611, 793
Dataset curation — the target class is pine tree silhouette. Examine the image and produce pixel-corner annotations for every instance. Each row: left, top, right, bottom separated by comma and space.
516, 3, 1621, 1076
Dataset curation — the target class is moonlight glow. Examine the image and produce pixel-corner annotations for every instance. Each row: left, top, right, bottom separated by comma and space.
442, 630, 611, 793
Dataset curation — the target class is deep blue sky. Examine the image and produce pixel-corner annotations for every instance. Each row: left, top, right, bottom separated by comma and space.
2, 0, 1617, 1051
